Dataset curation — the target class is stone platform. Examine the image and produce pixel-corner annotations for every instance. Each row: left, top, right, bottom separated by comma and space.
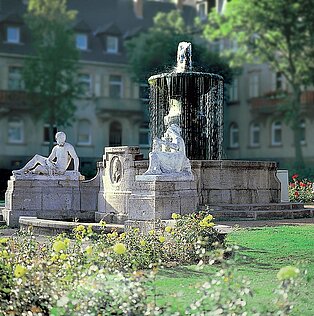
208, 203, 314, 221
3, 169, 102, 227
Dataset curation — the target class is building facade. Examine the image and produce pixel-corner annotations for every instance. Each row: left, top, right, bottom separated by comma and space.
196, 0, 314, 168
0, 0, 196, 181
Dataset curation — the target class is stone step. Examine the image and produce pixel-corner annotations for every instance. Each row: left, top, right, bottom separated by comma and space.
209, 208, 314, 221
207, 202, 304, 212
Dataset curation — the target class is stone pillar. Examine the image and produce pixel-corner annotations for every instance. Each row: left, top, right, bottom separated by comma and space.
95, 146, 142, 224
125, 174, 198, 233
276, 169, 289, 202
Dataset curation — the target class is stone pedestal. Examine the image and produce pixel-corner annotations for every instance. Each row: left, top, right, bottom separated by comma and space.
95, 146, 143, 224
276, 170, 289, 202
125, 174, 198, 232
3, 171, 97, 227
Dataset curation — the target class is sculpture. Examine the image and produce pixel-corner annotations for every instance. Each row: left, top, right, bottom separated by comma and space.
143, 123, 192, 176
13, 131, 79, 176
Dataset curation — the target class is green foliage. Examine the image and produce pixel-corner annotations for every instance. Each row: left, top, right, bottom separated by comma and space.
125, 10, 232, 83
155, 226, 313, 314
23, 0, 81, 150
0, 224, 311, 314
204, 0, 314, 85
203, 0, 314, 167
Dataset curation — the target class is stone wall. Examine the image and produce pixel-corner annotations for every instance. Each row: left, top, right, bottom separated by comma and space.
134, 159, 281, 207
3, 167, 103, 227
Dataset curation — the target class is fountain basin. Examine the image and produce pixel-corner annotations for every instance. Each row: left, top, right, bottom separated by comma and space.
134, 159, 280, 206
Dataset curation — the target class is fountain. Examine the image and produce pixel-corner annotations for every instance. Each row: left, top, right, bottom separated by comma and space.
3, 42, 313, 233
148, 42, 224, 160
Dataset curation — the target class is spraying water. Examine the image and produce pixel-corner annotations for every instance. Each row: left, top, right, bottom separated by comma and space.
148, 42, 224, 160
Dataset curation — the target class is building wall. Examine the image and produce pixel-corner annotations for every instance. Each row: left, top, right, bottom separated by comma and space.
0, 53, 149, 171
224, 62, 314, 167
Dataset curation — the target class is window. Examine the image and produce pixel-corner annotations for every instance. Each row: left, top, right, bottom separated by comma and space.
78, 73, 92, 95
229, 123, 239, 148
8, 117, 24, 143
109, 121, 122, 146
272, 72, 286, 92
250, 122, 260, 147
8, 66, 24, 90
109, 75, 122, 98
229, 78, 238, 102
43, 125, 58, 143
197, 2, 207, 21
217, 0, 227, 14
75, 33, 88, 50
139, 83, 149, 102
300, 119, 306, 145
271, 121, 282, 146
249, 73, 260, 98
77, 120, 91, 145
7, 26, 20, 43
106, 36, 118, 53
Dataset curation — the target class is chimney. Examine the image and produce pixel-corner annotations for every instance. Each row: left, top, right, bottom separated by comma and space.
133, 0, 143, 19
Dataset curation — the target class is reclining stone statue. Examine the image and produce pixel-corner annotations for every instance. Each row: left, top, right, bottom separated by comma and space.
13, 131, 79, 176
143, 123, 192, 176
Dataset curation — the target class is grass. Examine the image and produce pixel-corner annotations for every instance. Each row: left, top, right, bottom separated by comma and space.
154, 225, 314, 315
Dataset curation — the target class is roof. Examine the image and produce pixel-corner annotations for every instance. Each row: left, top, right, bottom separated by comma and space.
0, 0, 197, 64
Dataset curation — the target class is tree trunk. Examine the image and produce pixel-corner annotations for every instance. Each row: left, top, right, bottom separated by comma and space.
291, 85, 304, 169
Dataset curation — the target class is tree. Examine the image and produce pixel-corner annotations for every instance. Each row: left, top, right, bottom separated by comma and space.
203, 0, 314, 168
125, 10, 232, 83
23, 0, 81, 151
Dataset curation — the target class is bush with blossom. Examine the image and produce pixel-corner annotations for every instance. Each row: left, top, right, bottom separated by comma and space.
289, 173, 314, 203
0, 212, 304, 315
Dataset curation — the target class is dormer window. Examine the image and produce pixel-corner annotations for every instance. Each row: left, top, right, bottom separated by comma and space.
7, 26, 20, 43
76, 33, 88, 50
107, 36, 118, 53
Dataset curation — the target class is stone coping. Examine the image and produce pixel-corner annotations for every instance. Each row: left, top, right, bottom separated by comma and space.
135, 160, 278, 169
19, 217, 123, 232
136, 173, 194, 182
11, 171, 84, 181
18, 216, 231, 236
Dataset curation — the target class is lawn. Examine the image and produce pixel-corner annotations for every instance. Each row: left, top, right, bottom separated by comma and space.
154, 225, 314, 315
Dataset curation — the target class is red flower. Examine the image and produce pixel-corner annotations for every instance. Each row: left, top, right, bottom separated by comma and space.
294, 191, 299, 197
300, 182, 306, 187
292, 174, 298, 180
290, 183, 295, 188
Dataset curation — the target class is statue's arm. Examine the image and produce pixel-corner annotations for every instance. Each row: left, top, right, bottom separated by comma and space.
68, 145, 79, 171
48, 147, 57, 162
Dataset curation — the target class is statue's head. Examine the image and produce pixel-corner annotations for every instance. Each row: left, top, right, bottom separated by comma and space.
55, 131, 66, 146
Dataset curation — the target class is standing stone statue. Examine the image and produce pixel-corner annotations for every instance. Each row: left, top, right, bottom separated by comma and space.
13, 131, 79, 176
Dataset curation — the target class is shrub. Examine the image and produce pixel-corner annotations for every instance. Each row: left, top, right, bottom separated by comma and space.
289, 174, 314, 203
0, 213, 305, 315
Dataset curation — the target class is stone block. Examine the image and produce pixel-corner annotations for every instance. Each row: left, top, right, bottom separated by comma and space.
3, 174, 95, 227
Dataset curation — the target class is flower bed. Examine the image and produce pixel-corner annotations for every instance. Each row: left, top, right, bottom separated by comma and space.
289, 173, 314, 203
0, 212, 303, 315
